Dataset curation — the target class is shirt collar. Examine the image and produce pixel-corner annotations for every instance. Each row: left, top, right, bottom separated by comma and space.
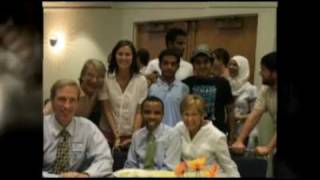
51, 114, 75, 138
144, 123, 164, 139
157, 78, 179, 87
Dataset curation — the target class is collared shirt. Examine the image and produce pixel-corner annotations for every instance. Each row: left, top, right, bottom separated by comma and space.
98, 73, 148, 136
174, 121, 240, 177
144, 58, 193, 81
43, 114, 113, 177
253, 85, 277, 126
149, 78, 189, 126
124, 123, 181, 170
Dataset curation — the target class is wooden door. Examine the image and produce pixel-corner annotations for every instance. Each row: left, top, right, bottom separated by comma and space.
136, 15, 257, 83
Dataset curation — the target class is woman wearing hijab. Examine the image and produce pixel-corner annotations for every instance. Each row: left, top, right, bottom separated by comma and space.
228, 55, 258, 147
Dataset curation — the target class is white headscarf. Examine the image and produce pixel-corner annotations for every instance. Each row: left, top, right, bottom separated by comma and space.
229, 55, 251, 96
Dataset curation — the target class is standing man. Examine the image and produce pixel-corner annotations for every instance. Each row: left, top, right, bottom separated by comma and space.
149, 49, 189, 127
211, 48, 231, 79
124, 96, 181, 170
43, 79, 113, 177
231, 52, 277, 156
183, 44, 236, 143
145, 27, 193, 84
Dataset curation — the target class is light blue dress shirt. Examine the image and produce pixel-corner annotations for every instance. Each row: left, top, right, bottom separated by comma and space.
124, 123, 181, 170
149, 78, 189, 127
43, 114, 113, 177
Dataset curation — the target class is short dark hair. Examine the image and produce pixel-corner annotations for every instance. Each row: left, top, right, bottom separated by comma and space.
141, 96, 164, 113
158, 48, 181, 65
165, 27, 187, 47
261, 51, 277, 72
212, 48, 230, 66
136, 48, 150, 66
108, 40, 139, 75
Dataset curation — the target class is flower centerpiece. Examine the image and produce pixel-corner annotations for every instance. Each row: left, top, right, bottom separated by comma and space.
175, 157, 219, 177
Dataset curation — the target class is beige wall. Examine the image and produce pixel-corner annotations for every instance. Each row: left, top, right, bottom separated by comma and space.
43, 8, 121, 101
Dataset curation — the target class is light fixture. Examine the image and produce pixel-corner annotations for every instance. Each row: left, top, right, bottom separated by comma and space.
50, 36, 58, 47
50, 32, 65, 53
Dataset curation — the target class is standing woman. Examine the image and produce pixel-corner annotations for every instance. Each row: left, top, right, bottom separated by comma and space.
99, 40, 148, 150
174, 94, 240, 177
228, 55, 258, 146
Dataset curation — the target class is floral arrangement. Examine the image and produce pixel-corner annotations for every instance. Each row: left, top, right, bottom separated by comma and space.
175, 157, 219, 177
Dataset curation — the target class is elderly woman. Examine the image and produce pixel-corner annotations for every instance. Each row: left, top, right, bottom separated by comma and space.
228, 55, 258, 147
174, 94, 240, 177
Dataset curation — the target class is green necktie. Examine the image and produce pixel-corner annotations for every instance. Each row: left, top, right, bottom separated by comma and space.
144, 132, 157, 169
52, 129, 70, 174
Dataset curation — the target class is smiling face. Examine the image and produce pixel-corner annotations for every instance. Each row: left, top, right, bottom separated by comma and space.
116, 45, 133, 71
193, 55, 212, 78
80, 63, 105, 96
142, 101, 163, 132
228, 59, 239, 78
182, 106, 203, 135
52, 85, 79, 126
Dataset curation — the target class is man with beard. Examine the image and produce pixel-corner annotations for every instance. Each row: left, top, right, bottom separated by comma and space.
124, 96, 181, 170
231, 52, 277, 156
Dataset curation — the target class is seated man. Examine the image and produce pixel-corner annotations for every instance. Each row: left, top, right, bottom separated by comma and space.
124, 96, 181, 170
43, 79, 113, 178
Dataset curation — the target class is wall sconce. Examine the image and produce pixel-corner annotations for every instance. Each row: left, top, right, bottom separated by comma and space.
50, 32, 65, 53
50, 36, 58, 47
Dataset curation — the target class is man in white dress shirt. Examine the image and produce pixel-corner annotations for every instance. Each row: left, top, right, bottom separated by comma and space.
144, 27, 193, 84
43, 79, 113, 177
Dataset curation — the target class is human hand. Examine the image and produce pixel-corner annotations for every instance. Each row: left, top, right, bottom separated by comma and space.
255, 145, 272, 156
119, 138, 131, 149
230, 140, 246, 154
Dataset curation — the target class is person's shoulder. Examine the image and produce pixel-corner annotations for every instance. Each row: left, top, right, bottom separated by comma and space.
133, 73, 148, 82
161, 123, 180, 137
74, 116, 99, 130
259, 85, 271, 94
183, 75, 197, 82
205, 121, 226, 139
212, 76, 229, 83
148, 58, 159, 65
180, 59, 193, 67
133, 127, 147, 138
173, 121, 184, 132
43, 114, 53, 127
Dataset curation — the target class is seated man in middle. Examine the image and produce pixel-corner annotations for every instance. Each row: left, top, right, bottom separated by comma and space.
124, 96, 181, 170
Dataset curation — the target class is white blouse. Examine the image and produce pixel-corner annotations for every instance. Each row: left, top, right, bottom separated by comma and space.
174, 121, 240, 177
98, 73, 148, 136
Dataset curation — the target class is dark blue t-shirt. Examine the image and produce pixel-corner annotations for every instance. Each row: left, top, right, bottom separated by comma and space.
183, 76, 234, 133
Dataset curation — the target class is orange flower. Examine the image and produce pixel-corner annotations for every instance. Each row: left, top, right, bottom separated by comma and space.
175, 161, 187, 177
186, 157, 206, 171
204, 164, 219, 177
